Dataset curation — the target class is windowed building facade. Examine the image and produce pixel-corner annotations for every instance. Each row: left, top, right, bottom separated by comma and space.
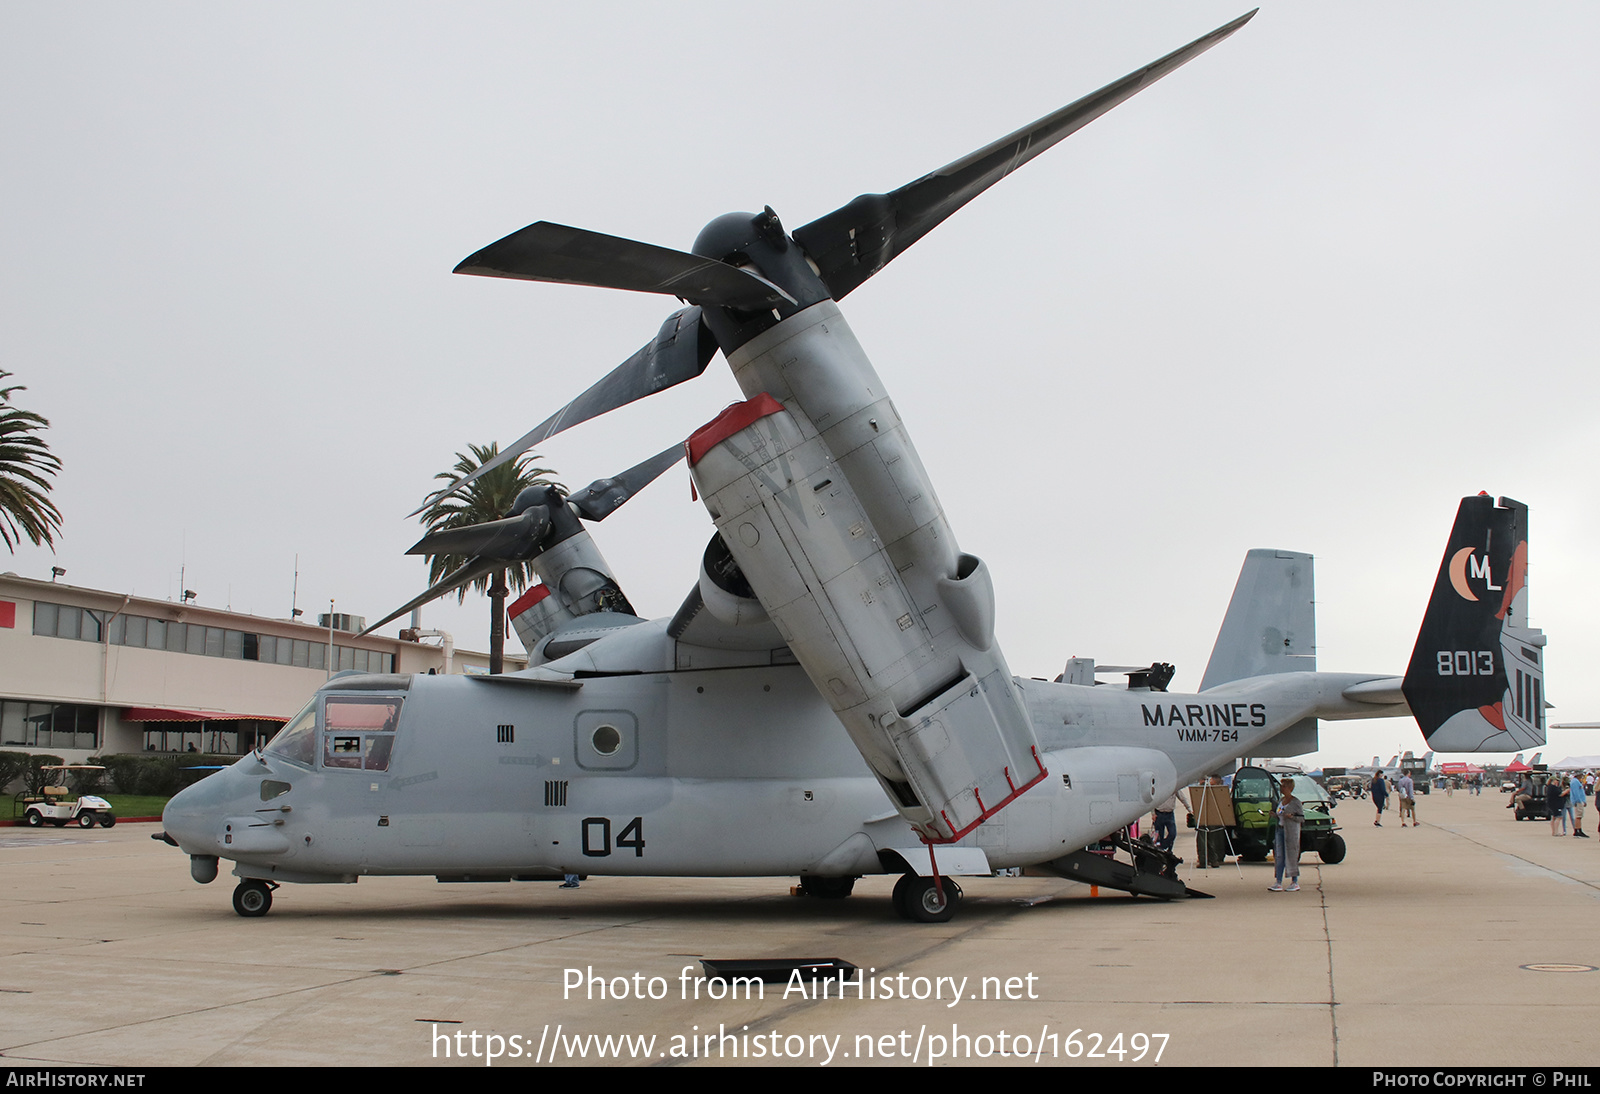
0, 574, 511, 760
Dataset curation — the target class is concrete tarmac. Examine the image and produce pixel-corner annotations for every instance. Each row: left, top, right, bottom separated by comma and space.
2, 789, 1597, 1068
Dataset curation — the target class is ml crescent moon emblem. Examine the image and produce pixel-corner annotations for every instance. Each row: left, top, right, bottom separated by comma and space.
1449, 547, 1479, 602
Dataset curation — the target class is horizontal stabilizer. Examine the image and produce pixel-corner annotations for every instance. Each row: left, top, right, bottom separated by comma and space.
1342, 677, 1406, 706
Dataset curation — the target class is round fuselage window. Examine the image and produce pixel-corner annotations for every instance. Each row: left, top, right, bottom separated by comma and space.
592, 724, 621, 755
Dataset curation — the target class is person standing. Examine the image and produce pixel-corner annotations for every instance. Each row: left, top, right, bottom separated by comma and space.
1270, 777, 1305, 892
1569, 775, 1588, 838
1152, 786, 1192, 854
1371, 772, 1389, 826
1548, 776, 1569, 837
1398, 770, 1417, 827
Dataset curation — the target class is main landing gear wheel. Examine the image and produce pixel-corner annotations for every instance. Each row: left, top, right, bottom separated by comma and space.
78, 812, 97, 828
232, 879, 275, 918
892, 874, 962, 923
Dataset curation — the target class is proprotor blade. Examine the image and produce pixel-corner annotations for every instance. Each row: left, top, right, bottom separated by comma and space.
455, 221, 795, 309
567, 444, 685, 522
358, 556, 500, 638
793, 9, 1257, 300
405, 507, 552, 561
411, 307, 715, 517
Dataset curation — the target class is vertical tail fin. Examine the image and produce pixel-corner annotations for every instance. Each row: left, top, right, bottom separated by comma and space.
1402, 494, 1546, 751
1201, 548, 1316, 754
1200, 549, 1316, 689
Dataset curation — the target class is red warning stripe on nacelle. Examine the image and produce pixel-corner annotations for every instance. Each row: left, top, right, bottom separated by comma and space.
507, 583, 552, 619
686, 393, 786, 466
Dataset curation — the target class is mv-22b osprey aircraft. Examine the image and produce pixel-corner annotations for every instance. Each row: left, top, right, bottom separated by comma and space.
160, 11, 1547, 921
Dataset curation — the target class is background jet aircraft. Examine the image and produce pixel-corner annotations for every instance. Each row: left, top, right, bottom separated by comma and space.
1343, 756, 1395, 781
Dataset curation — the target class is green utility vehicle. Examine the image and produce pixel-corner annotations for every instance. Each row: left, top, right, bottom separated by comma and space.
1228, 766, 1344, 864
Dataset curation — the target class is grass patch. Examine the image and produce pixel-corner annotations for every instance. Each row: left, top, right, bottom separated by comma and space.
5, 793, 170, 818
103, 794, 170, 818
6, 793, 170, 821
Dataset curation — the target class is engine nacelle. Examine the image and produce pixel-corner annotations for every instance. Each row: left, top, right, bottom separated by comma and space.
688, 306, 1045, 845
509, 524, 635, 661
696, 533, 769, 627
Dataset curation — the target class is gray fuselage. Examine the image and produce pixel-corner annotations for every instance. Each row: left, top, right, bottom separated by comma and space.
162, 634, 1393, 887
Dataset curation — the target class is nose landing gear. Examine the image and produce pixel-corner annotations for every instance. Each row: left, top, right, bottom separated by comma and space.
232, 879, 278, 917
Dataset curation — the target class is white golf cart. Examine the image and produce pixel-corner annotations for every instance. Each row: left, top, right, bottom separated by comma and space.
17, 765, 117, 829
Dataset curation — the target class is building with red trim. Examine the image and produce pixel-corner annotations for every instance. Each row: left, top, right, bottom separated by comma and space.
0, 572, 520, 760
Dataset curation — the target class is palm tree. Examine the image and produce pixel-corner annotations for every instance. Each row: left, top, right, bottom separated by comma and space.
419, 443, 559, 673
0, 370, 63, 553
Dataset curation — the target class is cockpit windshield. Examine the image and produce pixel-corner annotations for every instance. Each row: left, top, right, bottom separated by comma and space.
264, 698, 319, 767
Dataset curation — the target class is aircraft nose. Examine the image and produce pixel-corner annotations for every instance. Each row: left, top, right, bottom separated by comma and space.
161, 770, 238, 854
161, 782, 212, 852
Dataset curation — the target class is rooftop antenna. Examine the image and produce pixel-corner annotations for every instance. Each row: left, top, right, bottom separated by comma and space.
291, 555, 302, 620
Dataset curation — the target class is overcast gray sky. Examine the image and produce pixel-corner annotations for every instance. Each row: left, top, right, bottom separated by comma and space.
4, 2, 1596, 769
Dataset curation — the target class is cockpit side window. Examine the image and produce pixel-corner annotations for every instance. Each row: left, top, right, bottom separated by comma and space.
264, 700, 319, 768
322, 695, 403, 772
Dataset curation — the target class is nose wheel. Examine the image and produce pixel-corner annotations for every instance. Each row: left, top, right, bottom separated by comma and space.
232, 879, 277, 917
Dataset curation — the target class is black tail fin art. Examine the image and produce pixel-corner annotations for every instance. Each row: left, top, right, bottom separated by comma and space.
1402, 495, 1545, 751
